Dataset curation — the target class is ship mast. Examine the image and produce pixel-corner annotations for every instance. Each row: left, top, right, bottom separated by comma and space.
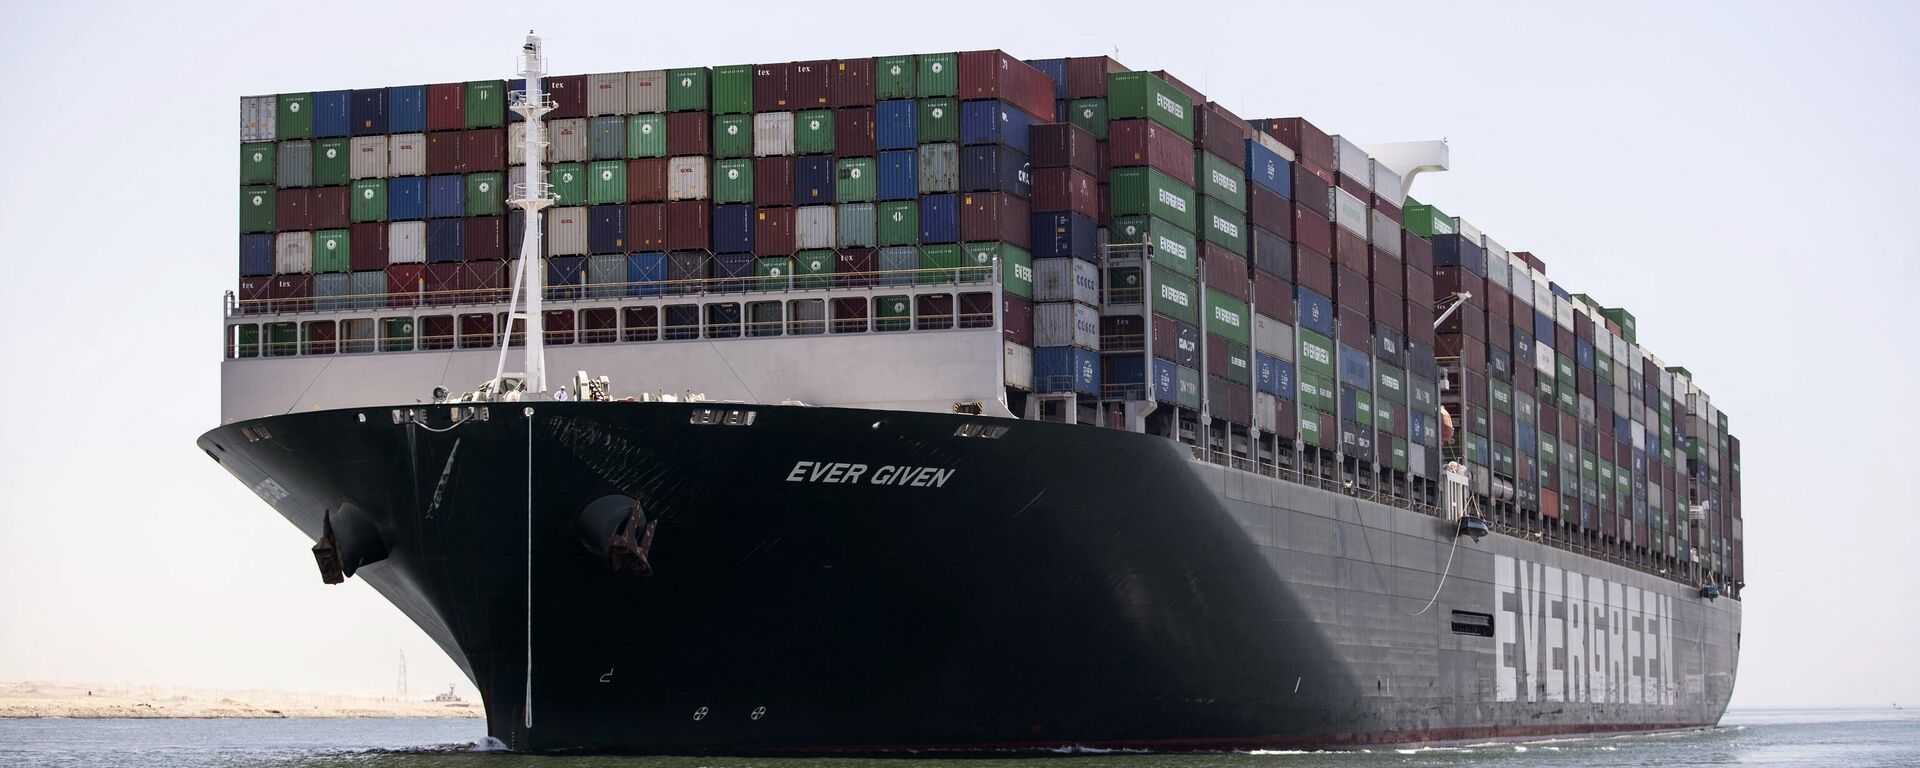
493, 31, 555, 396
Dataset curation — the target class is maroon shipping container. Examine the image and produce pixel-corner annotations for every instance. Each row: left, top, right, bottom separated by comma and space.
543, 308, 576, 345
1248, 184, 1291, 237
1334, 265, 1370, 316
1201, 243, 1249, 300
349, 222, 388, 271
834, 107, 875, 157
1437, 338, 1486, 375
754, 206, 795, 256
915, 293, 956, 330
829, 58, 874, 107
665, 201, 710, 251
461, 259, 504, 295
629, 203, 667, 250
1293, 204, 1333, 257
275, 188, 312, 232
1298, 157, 1334, 186
237, 276, 272, 311
754, 157, 795, 206
959, 192, 1030, 248
1101, 314, 1143, 352
1338, 316, 1367, 352
1001, 294, 1033, 345
1438, 302, 1486, 340
1373, 196, 1402, 223
1108, 120, 1196, 187
1372, 283, 1405, 331
836, 247, 875, 288
753, 62, 792, 112
1433, 265, 1481, 302
1370, 248, 1402, 290
385, 264, 425, 307
309, 186, 349, 229
1029, 123, 1098, 173
269, 273, 313, 312
1406, 305, 1436, 345
546, 75, 585, 119
464, 216, 504, 261
1292, 165, 1333, 218
1332, 227, 1368, 274
1516, 250, 1544, 273
1064, 56, 1126, 99
1254, 270, 1293, 321
1390, 405, 1408, 439
791, 60, 831, 107
464, 129, 505, 171
1513, 363, 1534, 393
1194, 103, 1251, 170
1206, 334, 1237, 380
666, 112, 710, 156
1211, 378, 1253, 426
1334, 172, 1368, 201
1485, 283, 1511, 324
1150, 70, 1206, 108
1255, 117, 1335, 170
628, 158, 668, 202
1274, 399, 1298, 439
425, 131, 465, 174
1556, 325, 1573, 352
1148, 314, 1192, 363
422, 263, 462, 305
426, 83, 464, 131
1294, 245, 1333, 298
958, 291, 994, 328
1030, 167, 1099, 219
959, 50, 1055, 124
1403, 230, 1433, 274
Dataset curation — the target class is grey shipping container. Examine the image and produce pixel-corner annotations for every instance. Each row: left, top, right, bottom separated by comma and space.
1332, 136, 1373, 190
667, 156, 710, 200
586, 73, 629, 116
918, 143, 958, 194
388, 134, 426, 176
350, 136, 387, 178
1035, 301, 1100, 350
547, 206, 589, 256
1004, 341, 1033, 391
348, 271, 386, 308
1253, 313, 1293, 360
795, 205, 835, 249
275, 232, 313, 273
753, 112, 794, 157
549, 118, 589, 163
388, 221, 426, 263
241, 96, 276, 141
876, 246, 917, 286
313, 273, 350, 310
1334, 187, 1368, 238
627, 70, 668, 112
837, 203, 876, 247
277, 140, 313, 188
588, 254, 627, 297
1371, 209, 1400, 256
1033, 257, 1099, 305
588, 116, 626, 160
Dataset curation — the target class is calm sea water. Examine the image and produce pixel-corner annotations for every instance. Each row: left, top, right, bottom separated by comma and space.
1, 709, 1914, 767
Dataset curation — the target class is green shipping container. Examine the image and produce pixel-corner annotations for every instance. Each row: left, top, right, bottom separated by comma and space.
963, 242, 1030, 297
465, 81, 504, 128
1067, 98, 1108, 139
1107, 72, 1193, 139
276, 93, 312, 139
712, 65, 753, 114
1540, 438, 1558, 465
1204, 288, 1250, 346
876, 200, 918, 246
875, 294, 912, 331
1109, 167, 1197, 233
1198, 200, 1247, 256
313, 139, 351, 186
668, 68, 710, 112
1580, 451, 1598, 480
549, 163, 586, 205
381, 318, 414, 352
836, 158, 876, 202
875, 56, 915, 99
231, 324, 259, 358
1601, 307, 1638, 343
1112, 215, 1197, 277
627, 114, 666, 158
1298, 329, 1335, 378
918, 98, 958, 143
1492, 380, 1513, 414
1400, 201, 1455, 238
713, 159, 753, 204
1195, 151, 1246, 211
1110, 265, 1141, 302
466, 173, 503, 216
714, 114, 752, 158
351, 179, 386, 222
240, 186, 275, 233
241, 143, 277, 185
588, 160, 627, 205
1225, 340, 1252, 386
1298, 373, 1336, 414
916, 53, 957, 97
794, 109, 834, 155
265, 322, 298, 357
313, 229, 351, 273
1375, 400, 1393, 432
918, 244, 962, 285
1151, 265, 1199, 326
1376, 362, 1406, 403
1392, 439, 1409, 471
793, 250, 834, 289
755, 257, 793, 291
1353, 390, 1373, 426
1298, 406, 1325, 447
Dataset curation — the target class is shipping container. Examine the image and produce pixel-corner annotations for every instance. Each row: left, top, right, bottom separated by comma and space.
1107, 72, 1192, 139
958, 100, 1036, 153
1109, 167, 1197, 233
1107, 119, 1195, 187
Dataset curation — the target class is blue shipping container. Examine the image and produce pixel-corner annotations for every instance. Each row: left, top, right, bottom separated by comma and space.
1296, 286, 1334, 337
959, 100, 1035, 154
1151, 358, 1180, 405
712, 253, 754, 293
1575, 338, 1595, 369
1549, 281, 1572, 300
1338, 343, 1372, 388
1107, 355, 1146, 387
1034, 346, 1100, 395
351, 88, 388, 136
546, 255, 587, 299
712, 204, 754, 254
313, 273, 351, 311
312, 90, 352, 138
1533, 310, 1554, 346
626, 252, 668, 297
959, 145, 1031, 198
1255, 354, 1296, 399
426, 219, 464, 263
919, 194, 958, 243
1244, 140, 1292, 199
793, 156, 834, 205
387, 177, 426, 220
1432, 234, 1485, 276
1030, 211, 1098, 261
877, 149, 918, 201
590, 204, 627, 254
876, 99, 917, 150
240, 234, 275, 276
1025, 58, 1068, 99
387, 85, 426, 133
425, 175, 465, 219
348, 270, 386, 309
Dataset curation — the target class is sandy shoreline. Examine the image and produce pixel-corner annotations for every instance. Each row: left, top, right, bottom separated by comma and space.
0, 681, 483, 719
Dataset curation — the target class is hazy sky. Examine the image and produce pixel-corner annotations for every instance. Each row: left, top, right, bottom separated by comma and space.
1, 1, 1914, 710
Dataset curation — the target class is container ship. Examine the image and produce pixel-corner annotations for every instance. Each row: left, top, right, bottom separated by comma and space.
201, 36, 1744, 753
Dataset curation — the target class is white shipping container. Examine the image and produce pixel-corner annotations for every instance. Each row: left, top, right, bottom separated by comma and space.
348, 136, 387, 179
753, 112, 795, 157
1253, 314, 1294, 360
585, 72, 629, 116
1534, 342, 1555, 375
794, 206, 835, 249
388, 221, 425, 264
546, 206, 589, 256
1409, 447, 1427, 477
387, 133, 426, 177
627, 70, 668, 113
1333, 188, 1369, 238
1553, 295, 1575, 330
1486, 256, 1509, 289
1331, 136, 1373, 189
667, 157, 710, 200
1034, 302, 1100, 350
1252, 131, 1294, 162
509, 122, 527, 165
240, 95, 276, 141
1004, 341, 1034, 391
1371, 160, 1404, 207
1483, 235, 1509, 265
1369, 210, 1400, 256
1033, 258, 1099, 305
1533, 280, 1552, 310
1254, 392, 1278, 432
548, 118, 588, 162
1454, 217, 1484, 246
275, 232, 313, 274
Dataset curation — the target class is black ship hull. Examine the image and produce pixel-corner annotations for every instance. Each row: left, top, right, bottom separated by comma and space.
198, 401, 1739, 753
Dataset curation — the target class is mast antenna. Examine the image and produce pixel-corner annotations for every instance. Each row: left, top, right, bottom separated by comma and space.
492, 31, 556, 397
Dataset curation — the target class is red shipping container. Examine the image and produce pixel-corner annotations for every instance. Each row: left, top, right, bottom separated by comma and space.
627, 158, 668, 202
1337, 319, 1366, 357
791, 60, 831, 107
237, 276, 272, 311
543, 309, 576, 345
1065, 56, 1125, 99
1292, 165, 1332, 217
1150, 70, 1206, 107
464, 129, 505, 171
1255, 117, 1335, 170
1201, 243, 1248, 300
426, 83, 464, 131
628, 203, 667, 250
349, 222, 387, 271
1332, 226, 1368, 274
959, 50, 1055, 123
545, 75, 585, 119
666, 112, 710, 156
1102, 314, 1144, 351
1373, 283, 1405, 331
754, 157, 795, 206
1254, 270, 1293, 321
269, 273, 313, 312
1334, 172, 1368, 201
1194, 103, 1251, 169
836, 247, 875, 288
425, 131, 465, 174
384, 264, 425, 307
1001, 294, 1034, 346
1557, 325, 1573, 353
1406, 306, 1436, 345
1274, 398, 1298, 439
422, 263, 462, 305
1108, 120, 1196, 187
1369, 248, 1402, 290
1373, 196, 1402, 223
753, 62, 793, 111
464, 216, 504, 261
275, 188, 312, 231
1404, 266, 1435, 310
309, 186, 349, 229
665, 201, 710, 251
754, 207, 795, 256
1030, 167, 1098, 219
1484, 283, 1511, 322
1439, 302, 1486, 340
1029, 123, 1099, 172
1248, 184, 1291, 237
834, 107, 875, 157
461, 260, 504, 296
1433, 265, 1482, 303
959, 192, 1030, 248
1294, 245, 1334, 298
1206, 334, 1236, 380
1403, 230, 1433, 274
1334, 265, 1370, 315
829, 58, 874, 107
1293, 204, 1333, 256
1148, 314, 1190, 363
959, 291, 995, 328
